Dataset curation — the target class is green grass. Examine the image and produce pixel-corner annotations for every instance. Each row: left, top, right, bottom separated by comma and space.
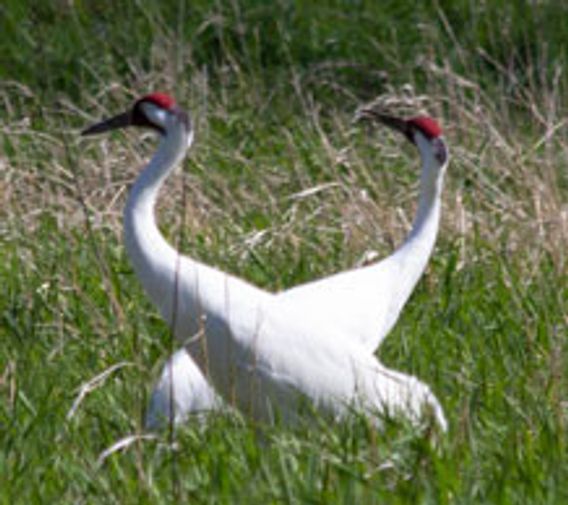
1, 1, 567, 503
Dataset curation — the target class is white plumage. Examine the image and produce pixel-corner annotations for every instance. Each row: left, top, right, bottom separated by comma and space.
145, 348, 220, 430
82, 94, 449, 432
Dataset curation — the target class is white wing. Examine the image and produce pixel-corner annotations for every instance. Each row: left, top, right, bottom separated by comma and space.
276, 257, 399, 354
145, 348, 221, 430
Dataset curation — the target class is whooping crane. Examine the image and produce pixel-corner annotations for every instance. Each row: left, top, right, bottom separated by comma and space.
82, 94, 448, 431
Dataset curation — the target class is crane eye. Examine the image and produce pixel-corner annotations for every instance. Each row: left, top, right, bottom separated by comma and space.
433, 138, 447, 165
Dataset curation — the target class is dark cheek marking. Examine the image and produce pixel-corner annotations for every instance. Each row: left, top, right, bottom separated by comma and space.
435, 143, 447, 164
173, 107, 191, 131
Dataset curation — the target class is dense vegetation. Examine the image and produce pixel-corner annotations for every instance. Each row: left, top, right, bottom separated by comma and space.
1, 1, 566, 503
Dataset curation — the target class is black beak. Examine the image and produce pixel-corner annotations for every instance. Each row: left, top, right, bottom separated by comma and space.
81, 111, 132, 136
357, 109, 414, 144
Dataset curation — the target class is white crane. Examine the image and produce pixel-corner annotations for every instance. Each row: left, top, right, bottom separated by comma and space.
82, 93, 449, 431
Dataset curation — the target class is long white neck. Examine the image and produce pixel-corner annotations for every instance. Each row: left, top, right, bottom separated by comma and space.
123, 121, 191, 317
385, 135, 447, 320
122, 117, 270, 352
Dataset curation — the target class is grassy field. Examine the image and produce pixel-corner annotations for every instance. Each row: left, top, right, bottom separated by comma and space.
1, 1, 567, 503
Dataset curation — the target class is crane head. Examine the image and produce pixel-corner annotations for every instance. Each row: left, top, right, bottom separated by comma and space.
358, 110, 447, 165
81, 93, 190, 137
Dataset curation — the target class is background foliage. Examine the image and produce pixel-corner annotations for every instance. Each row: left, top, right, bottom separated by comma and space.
1, 1, 567, 503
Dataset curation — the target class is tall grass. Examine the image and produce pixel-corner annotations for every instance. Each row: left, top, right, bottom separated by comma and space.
1, 1, 567, 503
